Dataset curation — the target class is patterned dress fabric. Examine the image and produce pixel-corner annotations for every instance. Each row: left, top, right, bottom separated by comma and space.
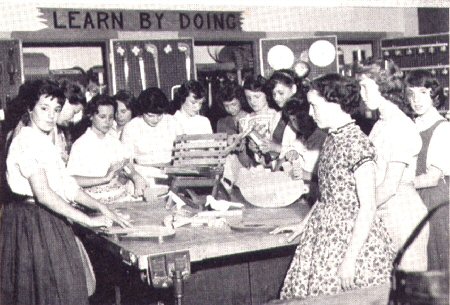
280, 122, 395, 300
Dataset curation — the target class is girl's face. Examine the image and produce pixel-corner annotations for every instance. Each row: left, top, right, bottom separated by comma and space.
30, 95, 62, 134
359, 76, 382, 111
223, 98, 242, 116
182, 92, 205, 117
245, 90, 268, 113
56, 100, 83, 127
287, 114, 300, 133
115, 100, 133, 127
142, 112, 163, 127
91, 105, 115, 135
273, 83, 296, 108
307, 89, 341, 129
407, 86, 433, 116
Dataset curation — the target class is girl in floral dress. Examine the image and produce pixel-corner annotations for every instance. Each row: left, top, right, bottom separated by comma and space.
272, 74, 395, 300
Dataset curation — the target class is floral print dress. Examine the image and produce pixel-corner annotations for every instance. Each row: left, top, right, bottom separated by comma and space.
280, 122, 395, 300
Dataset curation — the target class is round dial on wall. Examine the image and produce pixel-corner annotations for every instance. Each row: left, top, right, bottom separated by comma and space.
308, 40, 336, 67
267, 45, 295, 70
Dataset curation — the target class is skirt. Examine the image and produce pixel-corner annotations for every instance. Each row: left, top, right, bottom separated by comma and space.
0, 201, 89, 305
417, 176, 449, 271
377, 184, 429, 272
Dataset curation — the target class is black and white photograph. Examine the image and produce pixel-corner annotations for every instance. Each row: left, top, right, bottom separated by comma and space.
0, 1, 448, 304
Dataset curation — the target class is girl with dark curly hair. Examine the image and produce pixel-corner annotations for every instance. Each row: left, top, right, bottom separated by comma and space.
2, 80, 129, 305
172, 80, 212, 134
405, 69, 449, 271
272, 73, 394, 300
111, 90, 137, 139
355, 59, 428, 271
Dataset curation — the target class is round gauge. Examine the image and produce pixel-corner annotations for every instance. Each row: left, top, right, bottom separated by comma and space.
308, 40, 336, 67
267, 45, 295, 70
294, 61, 311, 78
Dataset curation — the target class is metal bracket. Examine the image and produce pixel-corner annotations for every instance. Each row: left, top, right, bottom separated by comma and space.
147, 250, 190, 288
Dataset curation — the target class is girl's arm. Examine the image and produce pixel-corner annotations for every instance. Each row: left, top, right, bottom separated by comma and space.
270, 200, 318, 242
29, 169, 112, 228
71, 162, 124, 187
339, 161, 377, 289
414, 165, 442, 189
376, 162, 406, 206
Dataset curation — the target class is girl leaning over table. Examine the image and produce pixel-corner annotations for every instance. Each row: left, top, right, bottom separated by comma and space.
355, 59, 429, 271
66, 94, 148, 203
405, 69, 450, 271
1, 79, 130, 305
272, 74, 395, 300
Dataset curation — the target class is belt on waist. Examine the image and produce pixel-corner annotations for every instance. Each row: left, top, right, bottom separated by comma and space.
10, 193, 36, 203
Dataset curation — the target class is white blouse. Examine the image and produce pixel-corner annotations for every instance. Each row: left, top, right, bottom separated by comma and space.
369, 105, 422, 186
67, 127, 131, 177
414, 107, 450, 176
173, 110, 212, 135
6, 126, 80, 202
121, 115, 178, 165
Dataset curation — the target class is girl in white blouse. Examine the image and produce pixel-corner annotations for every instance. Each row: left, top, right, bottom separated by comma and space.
356, 59, 429, 271
172, 80, 212, 135
67, 94, 148, 202
405, 70, 449, 271
2, 79, 129, 305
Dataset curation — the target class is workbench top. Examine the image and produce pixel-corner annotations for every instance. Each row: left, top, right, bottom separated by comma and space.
86, 201, 309, 265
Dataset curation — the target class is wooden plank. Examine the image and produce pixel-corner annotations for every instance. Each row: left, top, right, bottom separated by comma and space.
174, 141, 227, 149
176, 133, 228, 141
173, 158, 225, 166
174, 150, 228, 158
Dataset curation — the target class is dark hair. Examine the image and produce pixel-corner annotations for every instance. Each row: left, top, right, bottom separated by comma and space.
172, 80, 206, 111
58, 79, 87, 107
282, 97, 317, 140
354, 58, 409, 113
405, 69, 446, 109
85, 94, 117, 119
310, 73, 362, 115
137, 87, 169, 115
215, 81, 250, 113
113, 90, 137, 117
243, 75, 267, 93
4, 79, 63, 135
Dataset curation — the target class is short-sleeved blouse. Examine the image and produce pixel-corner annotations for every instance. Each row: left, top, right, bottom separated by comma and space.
414, 107, 450, 176
369, 106, 422, 185
173, 110, 212, 135
67, 127, 131, 177
121, 115, 178, 165
319, 121, 376, 212
6, 126, 80, 202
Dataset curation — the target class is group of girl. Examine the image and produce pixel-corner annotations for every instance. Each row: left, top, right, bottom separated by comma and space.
0, 57, 448, 305
272, 60, 449, 300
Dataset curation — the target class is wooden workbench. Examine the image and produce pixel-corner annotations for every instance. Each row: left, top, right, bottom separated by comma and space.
82, 200, 310, 305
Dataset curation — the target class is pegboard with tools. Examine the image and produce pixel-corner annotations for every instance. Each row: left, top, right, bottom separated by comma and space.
110, 39, 195, 99
381, 33, 449, 111
0, 40, 23, 116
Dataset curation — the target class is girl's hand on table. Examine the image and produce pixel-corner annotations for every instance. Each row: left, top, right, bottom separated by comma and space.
270, 222, 305, 242
133, 175, 148, 197
338, 254, 357, 291
99, 206, 132, 228
89, 215, 114, 228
